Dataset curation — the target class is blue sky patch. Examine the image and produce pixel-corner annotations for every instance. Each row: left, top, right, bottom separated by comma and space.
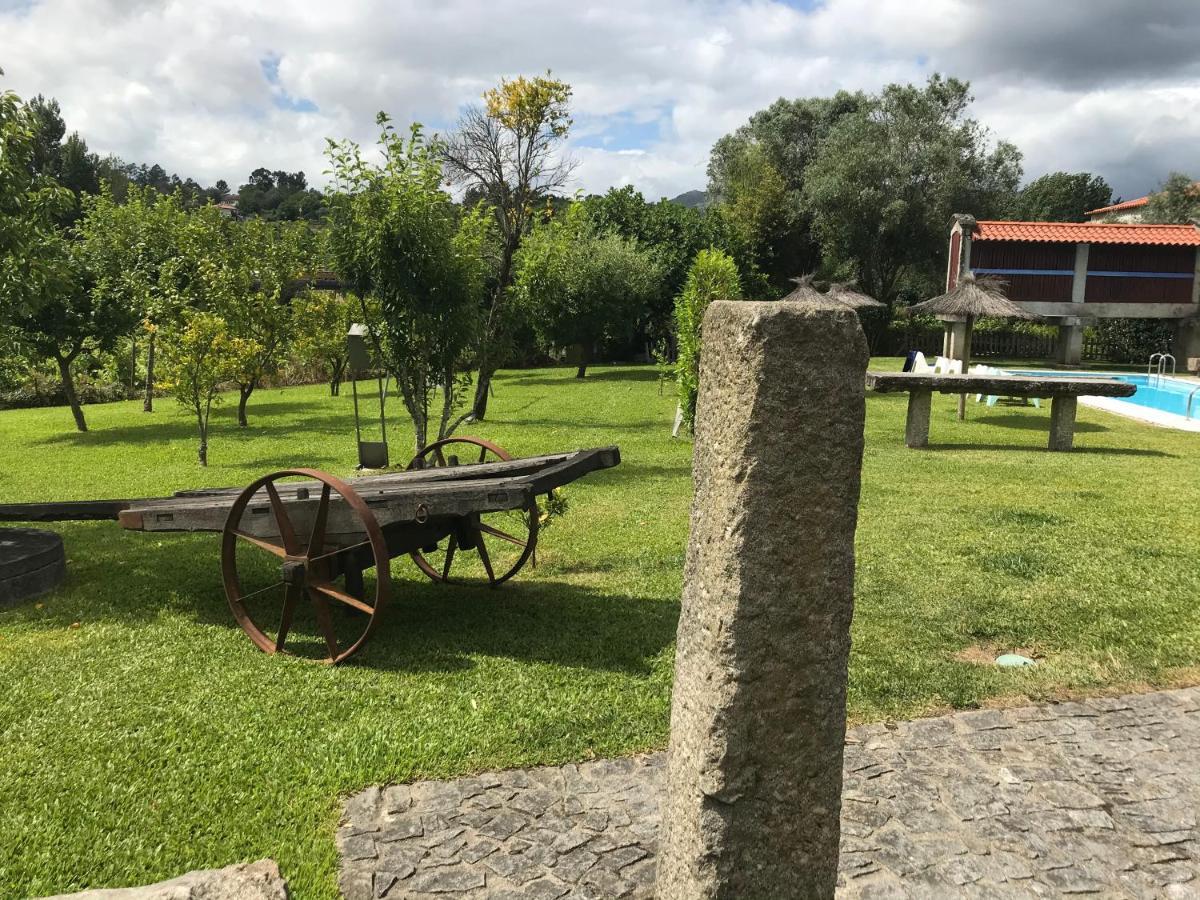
573, 111, 668, 151
260, 53, 318, 113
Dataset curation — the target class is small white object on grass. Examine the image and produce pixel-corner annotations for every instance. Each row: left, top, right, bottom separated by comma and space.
995, 653, 1035, 667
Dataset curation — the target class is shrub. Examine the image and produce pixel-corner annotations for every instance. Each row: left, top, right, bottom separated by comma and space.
674, 248, 741, 432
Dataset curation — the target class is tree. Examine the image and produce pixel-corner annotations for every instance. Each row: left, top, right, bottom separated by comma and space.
803, 75, 1022, 306
719, 143, 791, 297
293, 291, 354, 395
673, 249, 741, 433
579, 186, 734, 341
326, 117, 491, 452
236, 168, 326, 221
1013, 172, 1112, 221
83, 185, 188, 411
0, 77, 73, 324
159, 311, 246, 466
442, 72, 575, 419
513, 208, 661, 378
193, 213, 317, 426
707, 92, 866, 289
1143, 172, 1200, 224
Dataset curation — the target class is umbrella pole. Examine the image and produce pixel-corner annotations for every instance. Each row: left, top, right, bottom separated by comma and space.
957, 318, 974, 420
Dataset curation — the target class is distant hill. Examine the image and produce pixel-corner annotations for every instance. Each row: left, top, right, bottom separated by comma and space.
669, 189, 710, 209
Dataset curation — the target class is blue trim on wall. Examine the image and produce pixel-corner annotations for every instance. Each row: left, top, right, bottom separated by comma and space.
973, 268, 1193, 280
972, 268, 1072, 276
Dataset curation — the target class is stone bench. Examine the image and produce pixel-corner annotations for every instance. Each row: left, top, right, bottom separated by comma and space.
865, 372, 1137, 451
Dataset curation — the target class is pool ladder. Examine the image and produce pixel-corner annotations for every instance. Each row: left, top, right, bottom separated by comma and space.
1187, 385, 1200, 421
1148, 352, 1176, 386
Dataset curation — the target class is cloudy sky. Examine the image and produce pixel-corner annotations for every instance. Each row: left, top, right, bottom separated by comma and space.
2, 0, 1198, 202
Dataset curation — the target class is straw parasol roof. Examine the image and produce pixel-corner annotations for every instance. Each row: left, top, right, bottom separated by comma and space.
827, 281, 885, 310
781, 274, 831, 306
906, 274, 1038, 320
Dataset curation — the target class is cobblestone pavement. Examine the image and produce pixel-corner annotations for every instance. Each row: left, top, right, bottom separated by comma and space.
337, 687, 1200, 898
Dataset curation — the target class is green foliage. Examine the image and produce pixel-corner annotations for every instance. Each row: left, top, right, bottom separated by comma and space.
673, 249, 741, 432
1090, 319, 1175, 364
513, 208, 662, 377
158, 310, 247, 465
707, 91, 866, 288
0, 81, 74, 323
803, 75, 1022, 305
327, 117, 491, 450
236, 168, 326, 221
579, 186, 735, 336
1142, 172, 1200, 224
292, 291, 355, 394
1013, 171, 1112, 222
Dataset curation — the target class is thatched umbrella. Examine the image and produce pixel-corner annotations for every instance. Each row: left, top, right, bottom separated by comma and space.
781, 274, 833, 306
827, 281, 885, 310
906, 274, 1039, 419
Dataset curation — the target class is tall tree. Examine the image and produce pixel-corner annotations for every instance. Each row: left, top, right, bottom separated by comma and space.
442, 73, 575, 419
1143, 172, 1200, 224
236, 168, 326, 221
0, 76, 73, 324
513, 207, 661, 378
84, 186, 188, 411
580, 186, 734, 341
327, 117, 491, 452
707, 91, 867, 290
803, 75, 1022, 305
292, 290, 354, 395
1014, 172, 1113, 221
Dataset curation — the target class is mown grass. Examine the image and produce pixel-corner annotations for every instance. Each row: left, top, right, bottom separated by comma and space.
2, 360, 1198, 898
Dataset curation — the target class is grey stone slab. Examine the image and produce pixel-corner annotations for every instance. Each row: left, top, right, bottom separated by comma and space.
336, 686, 1200, 900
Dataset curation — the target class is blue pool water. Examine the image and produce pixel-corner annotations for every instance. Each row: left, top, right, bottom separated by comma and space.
1006, 369, 1197, 419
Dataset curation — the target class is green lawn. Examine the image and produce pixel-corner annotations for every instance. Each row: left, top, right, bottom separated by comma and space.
2, 361, 1198, 898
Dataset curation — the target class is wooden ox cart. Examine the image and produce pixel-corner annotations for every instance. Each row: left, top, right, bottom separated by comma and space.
0, 438, 620, 664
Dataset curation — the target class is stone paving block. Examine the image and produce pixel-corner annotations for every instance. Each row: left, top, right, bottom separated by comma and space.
336, 687, 1200, 900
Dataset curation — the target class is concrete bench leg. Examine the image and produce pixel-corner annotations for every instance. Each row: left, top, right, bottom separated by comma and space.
905, 390, 932, 448
1048, 396, 1077, 451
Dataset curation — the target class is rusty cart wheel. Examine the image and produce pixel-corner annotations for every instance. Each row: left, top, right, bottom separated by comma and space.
221, 468, 390, 665
406, 437, 538, 586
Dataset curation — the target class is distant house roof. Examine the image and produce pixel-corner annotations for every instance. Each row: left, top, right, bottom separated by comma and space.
1085, 196, 1149, 217
972, 220, 1200, 246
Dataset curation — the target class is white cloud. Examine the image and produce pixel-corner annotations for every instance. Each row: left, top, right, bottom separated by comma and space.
1, 0, 1197, 200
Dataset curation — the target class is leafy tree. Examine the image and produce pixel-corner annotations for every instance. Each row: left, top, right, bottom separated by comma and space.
235, 168, 326, 221
513, 208, 661, 378
159, 310, 246, 466
1013, 172, 1112, 221
580, 186, 734, 340
707, 91, 866, 288
293, 291, 354, 395
0, 76, 73, 323
442, 72, 575, 419
673, 249, 741, 432
1143, 172, 1200, 224
83, 186, 188, 411
327, 117, 491, 452
718, 143, 791, 297
803, 75, 1022, 306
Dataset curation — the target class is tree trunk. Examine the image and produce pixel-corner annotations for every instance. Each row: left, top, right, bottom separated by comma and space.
55, 353, 87, 432
198, 430, 208, 466
329, 359, 345, 396
130, 335, 137, 393
143, 330, 155, 412
575, 342, 592, 379
471, 238, 518, 421
237, 382, 255, 427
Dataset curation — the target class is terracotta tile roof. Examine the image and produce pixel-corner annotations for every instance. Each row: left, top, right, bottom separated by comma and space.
973, 220, 1200, 246
1085, 196, 1149, 217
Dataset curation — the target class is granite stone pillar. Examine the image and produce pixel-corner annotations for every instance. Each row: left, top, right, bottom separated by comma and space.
656, 301, 869, 899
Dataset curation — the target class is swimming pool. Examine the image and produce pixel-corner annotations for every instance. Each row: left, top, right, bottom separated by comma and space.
1007, 369, 1198, 420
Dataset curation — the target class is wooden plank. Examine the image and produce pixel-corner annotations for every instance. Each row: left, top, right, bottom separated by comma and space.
0, 499, 138, 523
866, 372, 1136, 399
